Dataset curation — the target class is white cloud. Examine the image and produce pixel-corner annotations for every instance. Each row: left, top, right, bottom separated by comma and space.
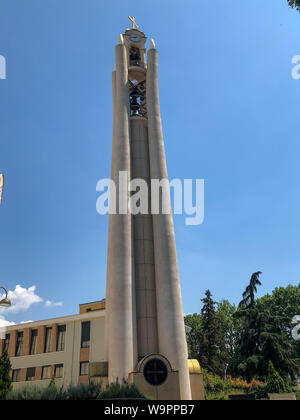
0, 285, 43, 315
0, 285, 64, 326
45, 300, 63, 308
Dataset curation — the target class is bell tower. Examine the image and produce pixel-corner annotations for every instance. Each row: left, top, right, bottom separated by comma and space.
105, 19, 193, 400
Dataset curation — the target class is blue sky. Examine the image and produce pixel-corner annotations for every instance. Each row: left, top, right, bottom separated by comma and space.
0, 0, 299, 324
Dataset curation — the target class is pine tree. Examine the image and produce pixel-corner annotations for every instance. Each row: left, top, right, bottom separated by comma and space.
0, 350, 12, 400
239, 271, 262, 309
199, 290, 227, 377
236, 273, 299, 382
266, 361, 286, 394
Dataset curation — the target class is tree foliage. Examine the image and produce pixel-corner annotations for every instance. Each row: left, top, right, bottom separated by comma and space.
236, 302, 298, 382
198, 290, 227, 377
0, 350, 12, 400
185, 276, 300, 384
266, 361, 286, 394
184, 313, 202, 360
236, 273, 299, 382
239, 271, 262, 309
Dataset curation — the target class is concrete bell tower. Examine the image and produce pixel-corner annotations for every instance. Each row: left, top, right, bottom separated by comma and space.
105, 18, 192, 400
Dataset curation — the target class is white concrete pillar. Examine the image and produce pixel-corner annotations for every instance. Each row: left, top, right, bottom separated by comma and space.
146, 47, 192, 400
105, 41, 135, 382
104, 69, 116, 362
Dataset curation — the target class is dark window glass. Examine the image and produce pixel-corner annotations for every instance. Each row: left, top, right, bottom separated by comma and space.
30, 330, 38, 355
143, 358, 168, 386
12, 369, 20, 382
3, 334, 10, 353
55, 364, 63, 378
56, 325, 66, 351
15, 332, 23, 357
26, 367, 36, 381
80, 361, 89, 376
44, 327, 52, 353
81, 322, 90, 348
42, 365, 51, 380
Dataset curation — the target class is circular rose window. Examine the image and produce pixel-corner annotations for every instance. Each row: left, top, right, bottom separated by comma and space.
143, 358, 168, 386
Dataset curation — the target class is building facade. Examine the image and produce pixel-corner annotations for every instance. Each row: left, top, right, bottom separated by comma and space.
0, 301, 107, 389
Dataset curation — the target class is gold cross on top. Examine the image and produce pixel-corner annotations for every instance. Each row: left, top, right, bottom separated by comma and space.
128, 16, 139, 29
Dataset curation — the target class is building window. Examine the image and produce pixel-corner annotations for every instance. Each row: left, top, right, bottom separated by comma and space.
44, 327, 52, 353
30, 329, 38, 355
143, 358, 168, 386
56, 325, 66, 351
3, 334, 10, 353
80, 361, 89, 376
55, 364, 63, 378
26, 367, 36, 381
81, 321, 90, 348
42, 365, 51, 380
15, 332, 23, 357
12, 369, 20, 383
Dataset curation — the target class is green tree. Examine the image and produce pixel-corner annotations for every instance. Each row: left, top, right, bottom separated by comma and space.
288, 0, 300, 12
239, 271, 262, 309
266, 361, 286, 394
199, 290, 227, 377
216, 300, 242, 374
0, 350, 12, 400
258, 307, 298, 382
258, 284, 300, 359
217, 300, 238, 356
184, 313, 202, 360
235, 274, 299, 382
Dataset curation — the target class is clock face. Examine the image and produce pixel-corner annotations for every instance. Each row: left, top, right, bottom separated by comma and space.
130, 34, 141, 43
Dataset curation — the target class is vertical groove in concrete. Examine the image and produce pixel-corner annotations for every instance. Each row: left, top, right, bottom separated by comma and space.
131, 119, 158, 358
146, 48, 192, 400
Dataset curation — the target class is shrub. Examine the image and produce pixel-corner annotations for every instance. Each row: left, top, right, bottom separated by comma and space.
202, 370, 225, 394
98, 379, 147, 399
266, 361, 287, 394
203, 370, 267, 399
7, 385, 66, 400
225, 375, 266, 395
6, 380, 146, 400
6, 382, 100, 400
66, 382, 101, 400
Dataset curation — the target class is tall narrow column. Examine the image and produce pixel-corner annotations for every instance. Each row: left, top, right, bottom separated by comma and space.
106, 37, 135, 382
147, 46, 192, 400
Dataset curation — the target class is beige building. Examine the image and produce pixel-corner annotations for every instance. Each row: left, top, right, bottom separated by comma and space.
0, 301, 108, 389
0, 300, 204, 399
